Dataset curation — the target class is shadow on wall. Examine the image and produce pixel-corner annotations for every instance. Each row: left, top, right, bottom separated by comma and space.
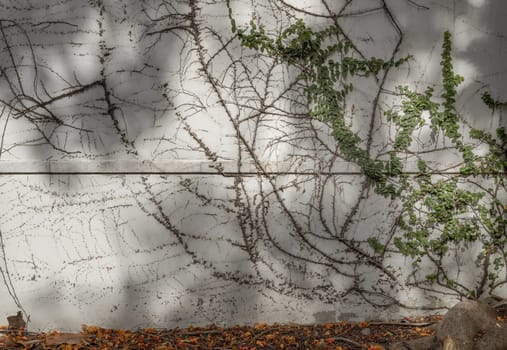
453, 0, 507, 129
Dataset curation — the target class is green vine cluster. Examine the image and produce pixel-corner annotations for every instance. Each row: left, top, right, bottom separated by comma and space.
227, 4, 506, 297
226, 0, 410, 197
391, 32, 505, 289
372, 32, 505, 296
370, 32, 505, 296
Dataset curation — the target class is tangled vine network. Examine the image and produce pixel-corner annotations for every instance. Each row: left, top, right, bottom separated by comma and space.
0, 0, 505, 326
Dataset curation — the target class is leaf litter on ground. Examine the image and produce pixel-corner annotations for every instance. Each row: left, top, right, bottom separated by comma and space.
0, 314, 453, 350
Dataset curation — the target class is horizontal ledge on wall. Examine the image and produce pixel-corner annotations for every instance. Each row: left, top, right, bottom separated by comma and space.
0, 160, 500, 176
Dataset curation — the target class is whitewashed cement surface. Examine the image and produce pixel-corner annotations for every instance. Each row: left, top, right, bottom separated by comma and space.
0, 0, 505, 330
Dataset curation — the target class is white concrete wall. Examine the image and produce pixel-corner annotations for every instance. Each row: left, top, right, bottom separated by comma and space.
0, 0, 505, 330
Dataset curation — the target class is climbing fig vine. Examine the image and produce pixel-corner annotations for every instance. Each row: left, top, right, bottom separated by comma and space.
389, 32, 506, 298
227, 1, 411, 197
227, 5, 506, 298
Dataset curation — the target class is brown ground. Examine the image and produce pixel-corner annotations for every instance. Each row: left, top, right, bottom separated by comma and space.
0, 314, 445, 350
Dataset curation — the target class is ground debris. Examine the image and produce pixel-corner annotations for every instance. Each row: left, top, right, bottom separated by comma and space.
0, 316, 445, 350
